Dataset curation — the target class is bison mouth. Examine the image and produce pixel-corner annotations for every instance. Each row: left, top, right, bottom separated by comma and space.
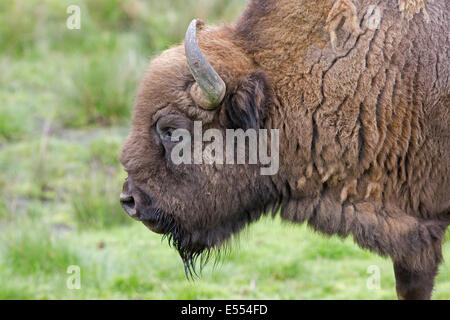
142, 218, 166, 235
120, 194, 167, 234
140, 208, 172, 235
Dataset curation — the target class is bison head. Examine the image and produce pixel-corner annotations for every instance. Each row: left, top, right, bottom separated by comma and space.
119, 20, 279, 275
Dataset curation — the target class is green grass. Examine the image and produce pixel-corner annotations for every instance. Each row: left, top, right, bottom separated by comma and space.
1, 215, 448, 299
2, 224, 82, 276
0, 106, 27, 142
72, 171, 131, 229
0, 0, 448, 300
61, 50, 145, 127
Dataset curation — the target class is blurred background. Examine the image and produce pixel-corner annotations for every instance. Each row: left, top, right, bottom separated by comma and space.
0, 0, 448, 299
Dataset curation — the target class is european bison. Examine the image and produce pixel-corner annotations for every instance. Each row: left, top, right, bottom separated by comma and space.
119, 0, 449, 299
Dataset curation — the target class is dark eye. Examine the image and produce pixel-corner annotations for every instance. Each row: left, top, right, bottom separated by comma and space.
156, 123, 177, 145
155, 114, 190, 146
159, 127, 175, 142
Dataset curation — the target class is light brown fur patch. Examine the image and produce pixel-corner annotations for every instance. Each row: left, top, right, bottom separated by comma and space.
340, 179, 358, 203
297, 176, 307, 189
326, 0, 362, 50
365, 182, 382, 201
398, 0, 430, 21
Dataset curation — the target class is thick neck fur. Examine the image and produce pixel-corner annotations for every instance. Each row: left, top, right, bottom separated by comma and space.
233, 0, 448, 213
229, 0, 449, 271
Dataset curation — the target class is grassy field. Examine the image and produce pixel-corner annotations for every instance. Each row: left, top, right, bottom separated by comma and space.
0, 0, 448, 300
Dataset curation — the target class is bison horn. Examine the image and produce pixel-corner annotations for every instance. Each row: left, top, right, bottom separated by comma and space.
185, 19, 226, 110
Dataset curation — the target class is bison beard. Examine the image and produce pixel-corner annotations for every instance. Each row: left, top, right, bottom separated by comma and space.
145, 207, 206, 278
146, 190, 280, 279
148, 206, 213, 279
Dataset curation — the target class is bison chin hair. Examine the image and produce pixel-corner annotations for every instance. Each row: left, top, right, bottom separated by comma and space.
154, 210, 218, 280
149, 199, 281, 279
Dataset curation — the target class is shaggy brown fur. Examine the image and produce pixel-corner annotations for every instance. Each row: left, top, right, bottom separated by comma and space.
120, 0, 449, 299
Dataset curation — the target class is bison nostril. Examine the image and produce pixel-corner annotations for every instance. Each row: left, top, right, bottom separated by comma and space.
120, 193, 137, 218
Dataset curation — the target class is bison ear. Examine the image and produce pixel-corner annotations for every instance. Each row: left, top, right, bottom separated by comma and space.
222, 70, 270, 130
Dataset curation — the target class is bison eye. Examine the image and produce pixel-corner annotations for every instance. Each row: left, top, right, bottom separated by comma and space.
156, 124, 176, 144
160, 127, 175, 141
155, 114, 191, 149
